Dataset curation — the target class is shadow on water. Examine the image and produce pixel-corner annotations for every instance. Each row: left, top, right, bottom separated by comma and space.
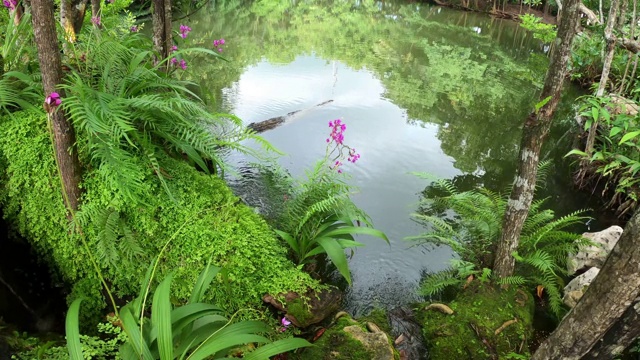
0, 212, 66, 336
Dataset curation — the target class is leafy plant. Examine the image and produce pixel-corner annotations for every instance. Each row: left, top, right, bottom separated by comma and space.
409, 176, 591, 316
66, 264, 311, 359
61, 31, 275, 202
274, 160, 387, 285
519, 14, 557, 44
567, 95, 640, 215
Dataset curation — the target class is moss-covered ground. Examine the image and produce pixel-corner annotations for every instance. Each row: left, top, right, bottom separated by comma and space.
290, 313, 400, 360
417, 282, 534, 359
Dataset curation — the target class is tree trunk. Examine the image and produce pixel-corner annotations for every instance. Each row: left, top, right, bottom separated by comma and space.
493, 0, 581, 279
31, 0, 83, 212
531, 212, 640, 359
152, 0, 172, 69
60, 0, 88, 43
619, 0, 636, 92
583, 0, 620, 158
581, 298, 640, 359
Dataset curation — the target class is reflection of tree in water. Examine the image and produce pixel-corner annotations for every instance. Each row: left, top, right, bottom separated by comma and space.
186, 0, 550, 181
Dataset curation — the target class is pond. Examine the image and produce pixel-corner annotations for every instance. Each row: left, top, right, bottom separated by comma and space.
184, 0, 599, 315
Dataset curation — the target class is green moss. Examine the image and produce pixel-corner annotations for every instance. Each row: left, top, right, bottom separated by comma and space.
360, 308, 392, 334
0, 110, 319, 319
291, 318, 374, 360
286, 298, 314, 326
417, 283, 534, 359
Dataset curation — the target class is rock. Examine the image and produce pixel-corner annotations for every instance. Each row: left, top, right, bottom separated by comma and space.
563, 267, 600, 308
568, 225, 623, 275
262, 286, 342, 328
343, 325, 395, 360
609, 94, 639, 116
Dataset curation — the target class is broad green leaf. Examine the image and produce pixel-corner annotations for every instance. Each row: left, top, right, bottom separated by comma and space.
317, 237, 352, 284
187, 321, 271, 360
190, 265, 220, 304
120, 306, 155, 360
564, 149, 588, 158
244, 338, 312, 360
619, 131, 640, 145
66, 299, 84, 360
275, 229, 299, 254
591, 107, 599, 123
152, 274, 174, 360
322, 226, 389, 243
610, 127, 623, 137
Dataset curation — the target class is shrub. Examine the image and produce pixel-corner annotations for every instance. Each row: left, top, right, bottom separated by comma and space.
0, 109, 318, 321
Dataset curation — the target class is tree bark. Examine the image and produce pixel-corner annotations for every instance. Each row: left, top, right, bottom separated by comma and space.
31, 0, 83, 212
493, 0, 581, 279
583, 0, 620, 158
60, 0, 88, 43
531, 212, 640, 359
152, 0, 172, 69
581, 298, 640, 359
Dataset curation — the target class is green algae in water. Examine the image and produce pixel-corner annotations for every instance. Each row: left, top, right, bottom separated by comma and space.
418, 284, 534, 359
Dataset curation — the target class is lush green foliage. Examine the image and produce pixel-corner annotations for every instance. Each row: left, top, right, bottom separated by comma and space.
519, 14, 557, 44
66, 265, 310, 359
61, 30, 274, 202
0, 109, 318, 321
271, 161, 387, 285
567, 95, 640, 215
409, 176, 591, 316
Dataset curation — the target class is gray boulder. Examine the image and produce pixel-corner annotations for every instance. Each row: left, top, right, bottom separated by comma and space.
563, 267, 600, 308
568, 225, 623, 275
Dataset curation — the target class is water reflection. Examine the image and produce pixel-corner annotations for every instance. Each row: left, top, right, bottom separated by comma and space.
187, 0, 571, 312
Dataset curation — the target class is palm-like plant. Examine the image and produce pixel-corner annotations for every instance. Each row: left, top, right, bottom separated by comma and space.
274, 161, 387, 285
66, 265, 311, 360
61, 33, 275, 201
410, 176, 591, 316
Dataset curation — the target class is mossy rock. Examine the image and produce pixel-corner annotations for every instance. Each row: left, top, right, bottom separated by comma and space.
291, 317, 399, 360
417, 283, 534, 359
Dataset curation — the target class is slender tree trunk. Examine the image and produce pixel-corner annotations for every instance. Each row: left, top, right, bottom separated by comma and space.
619, 0, 637, 92
31, 0, 83, 212
531, 212, 640, 359
581, 298, 640, 359
60, 0, 89, 43
152, 0, 172, 70
493, 0, 581, 279
600, 0, 605, 22
583, 0, 620, 158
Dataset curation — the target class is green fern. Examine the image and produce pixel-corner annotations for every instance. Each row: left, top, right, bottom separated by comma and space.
410, 174, 591, 317
60, 33, 273, 203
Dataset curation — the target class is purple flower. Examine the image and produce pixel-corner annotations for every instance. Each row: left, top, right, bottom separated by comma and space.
171, 45, 178, 52
44, 92, 61, 112
179, 24, 191, 39
2, 0, 16, 10
91, 16, 101, 26
179, 59, 187, 70
280, 317, 292, 332
213, 38, 226, 52
130, 25, 139, 32
170, 57, 178, 65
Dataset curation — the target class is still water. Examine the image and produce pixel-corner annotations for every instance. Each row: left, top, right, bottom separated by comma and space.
186, 0, 594, 314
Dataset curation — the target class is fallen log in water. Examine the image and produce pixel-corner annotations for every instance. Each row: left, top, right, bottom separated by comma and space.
247, 100, 333, 133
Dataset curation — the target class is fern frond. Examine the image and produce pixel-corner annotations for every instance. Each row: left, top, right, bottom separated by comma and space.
419, 269, 462, 297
